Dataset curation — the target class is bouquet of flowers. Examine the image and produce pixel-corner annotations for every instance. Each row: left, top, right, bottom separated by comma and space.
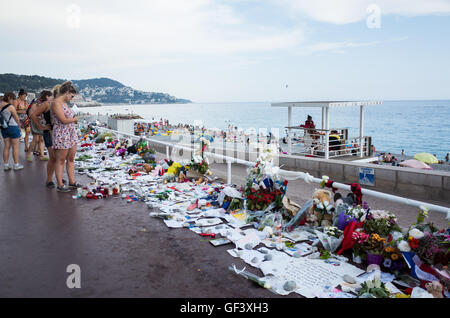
358, 275, 391, 298
362, 233, 386, 255
191, 136, 212, 175
362, 210, 401, 237
337, 204, 367, 230
244, 147, 286, 212
352, 230, 370, 257
412, 231, 450, 266
315, 226, 344, 252
191, 159, 210, 175
382, 246, 404, 270
324, 226, 343, 238
408, 206, 439, 235
245, 184, 285, 211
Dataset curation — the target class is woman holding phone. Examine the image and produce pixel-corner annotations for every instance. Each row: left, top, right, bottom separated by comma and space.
50, 82, 80, 192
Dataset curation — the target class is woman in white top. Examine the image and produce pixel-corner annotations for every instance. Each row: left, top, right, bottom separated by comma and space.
1, 92, 23, 170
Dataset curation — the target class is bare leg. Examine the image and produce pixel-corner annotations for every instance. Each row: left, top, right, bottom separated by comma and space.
24, 129, 29, 152
47, 147, 56, 183
66, 145, 77, 184
27, 134, 37, 160
3, 138, 11, 164
38, 136, 46, 159
55, 149, 69, 188
11, 138, 20, 164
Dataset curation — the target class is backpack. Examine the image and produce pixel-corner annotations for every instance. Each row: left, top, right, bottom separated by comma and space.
26, 99, 37, 117
0, 104, 12, 130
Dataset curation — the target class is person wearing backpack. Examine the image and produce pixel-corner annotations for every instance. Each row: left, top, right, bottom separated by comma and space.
1, 92, 23, 171
27, 91, 52, 162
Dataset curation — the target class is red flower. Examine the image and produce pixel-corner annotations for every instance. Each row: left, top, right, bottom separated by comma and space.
283, 180, 288, 186
409, 238, 419, 249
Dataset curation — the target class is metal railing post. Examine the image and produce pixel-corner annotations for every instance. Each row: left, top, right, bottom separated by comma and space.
227, 160, 232, 185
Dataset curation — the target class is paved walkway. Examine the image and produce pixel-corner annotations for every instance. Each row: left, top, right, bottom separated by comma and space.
0, 143, 289, 297
0, 142, 448, 297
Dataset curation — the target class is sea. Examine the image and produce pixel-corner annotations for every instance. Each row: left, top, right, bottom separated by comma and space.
81, 100, 450, 160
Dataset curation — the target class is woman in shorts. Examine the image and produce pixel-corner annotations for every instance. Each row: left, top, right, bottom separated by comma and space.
1, 92, 24, 171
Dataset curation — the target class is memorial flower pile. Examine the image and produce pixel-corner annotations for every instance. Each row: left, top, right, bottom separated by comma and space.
191, 136, 212, 175
412, 232, 450, 266
74, 122, 450, 298
358, 274, 391, 298
362, 210, 401, 237
362, 233, 386, 255
382, 246, 403, 270
244, 147, 286, 212
324, 226, 343, 239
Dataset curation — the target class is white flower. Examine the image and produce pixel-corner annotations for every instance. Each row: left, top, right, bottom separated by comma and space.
374, 275, 381, 289
391, 231, 404, 242
397, 240, 411, 252
321, 175, 329, 182
409, 228, 424, 239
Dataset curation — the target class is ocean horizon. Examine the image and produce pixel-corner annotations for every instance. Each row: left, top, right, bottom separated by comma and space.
80, 99, 450, 160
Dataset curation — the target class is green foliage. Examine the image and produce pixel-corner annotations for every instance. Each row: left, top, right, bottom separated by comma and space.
0, 73, 64, 93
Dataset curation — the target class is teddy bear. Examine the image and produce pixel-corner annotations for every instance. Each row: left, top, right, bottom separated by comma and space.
305, 189, 334, 227
143, 163, 153, 174
425, 281, 443, 298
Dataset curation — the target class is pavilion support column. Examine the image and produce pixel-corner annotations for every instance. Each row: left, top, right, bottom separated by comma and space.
288, 106, 292, 155
321, 107, 325, 130
325, 106, 330, 160
360, 105, 364, 158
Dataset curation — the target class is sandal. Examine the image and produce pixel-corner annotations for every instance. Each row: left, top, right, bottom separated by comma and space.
68, 182, 82, 188
46, 181, 55, 189
40, 157, 49, 161
26, 156, 33, 162
56, 185, 71, 193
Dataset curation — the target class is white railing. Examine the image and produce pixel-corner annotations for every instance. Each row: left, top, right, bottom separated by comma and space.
93, 126, 450, 218
288, 129, 370, 159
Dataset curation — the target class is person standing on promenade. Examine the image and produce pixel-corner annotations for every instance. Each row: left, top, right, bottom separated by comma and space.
1, 92, 24, 171
32, 90, 59, 187
27, 91, 53, 162
16, 89, 31, 152
29, 91, 53, 162
50, 82, 80, 192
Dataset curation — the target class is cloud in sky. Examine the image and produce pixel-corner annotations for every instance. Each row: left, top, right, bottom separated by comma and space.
0, 0, 304, 57
0, 0, 449, 101
278, 0, 450, 24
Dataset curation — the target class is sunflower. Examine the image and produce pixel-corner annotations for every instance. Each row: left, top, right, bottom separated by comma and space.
391, 254, 399, 261
385, 247, 394, 253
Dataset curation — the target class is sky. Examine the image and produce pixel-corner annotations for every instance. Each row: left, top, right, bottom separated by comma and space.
0, 0, 450, 102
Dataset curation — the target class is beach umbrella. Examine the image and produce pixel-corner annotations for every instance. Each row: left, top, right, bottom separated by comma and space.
399, 159, 432, 170
413, 152, 438, 164
196, 134, 214, 143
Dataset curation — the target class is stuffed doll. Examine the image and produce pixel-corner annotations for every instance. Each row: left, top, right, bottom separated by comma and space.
143, 163, 153, 174
425, 281, 443, 298
305, 189, 334, 227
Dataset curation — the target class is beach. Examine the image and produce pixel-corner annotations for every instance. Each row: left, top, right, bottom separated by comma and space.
80, 100, 450, 161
